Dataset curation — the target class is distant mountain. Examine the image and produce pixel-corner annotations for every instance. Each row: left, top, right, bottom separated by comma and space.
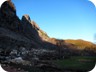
65, 39, 96, 50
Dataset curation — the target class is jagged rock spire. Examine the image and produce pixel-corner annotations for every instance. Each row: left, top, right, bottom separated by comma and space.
22, 14, 31, 23
0, 0, 16, 14
0, 1, 19, 31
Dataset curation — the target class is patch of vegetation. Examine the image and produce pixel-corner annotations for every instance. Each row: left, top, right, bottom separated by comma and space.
52, 56, 96, 71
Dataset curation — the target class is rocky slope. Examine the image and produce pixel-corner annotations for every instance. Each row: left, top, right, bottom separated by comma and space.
0, 0, 50, 50
0, 0, 96, 72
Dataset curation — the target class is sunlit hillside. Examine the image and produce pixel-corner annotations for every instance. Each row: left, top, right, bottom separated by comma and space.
65, 39, 96, 50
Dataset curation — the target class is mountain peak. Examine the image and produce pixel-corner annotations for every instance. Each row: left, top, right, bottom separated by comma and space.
1, 0, 16, 12
0, 0, 16, 18
0, 0, 19, 31
22, 14, 31, 23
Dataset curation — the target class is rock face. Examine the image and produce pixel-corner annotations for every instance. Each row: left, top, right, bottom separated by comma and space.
0, 1, 96, 72
0, 1, 19, 31
31, 21, 49, 41
21, 15, 42, 44
0, 1, 32, 48
0, 0, 95, 56
0, 1, 44, 49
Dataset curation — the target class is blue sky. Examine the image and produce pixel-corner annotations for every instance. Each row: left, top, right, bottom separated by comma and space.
11, 0, 96, 42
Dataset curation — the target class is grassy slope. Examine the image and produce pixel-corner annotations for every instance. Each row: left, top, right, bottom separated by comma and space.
53, 56, 96, 71
65, 39, 96, 50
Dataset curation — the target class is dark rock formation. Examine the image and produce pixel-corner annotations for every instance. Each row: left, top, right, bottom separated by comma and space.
0, 1, 96, 72
0, 0, 18, 31
0, 1, 31, 46
21, 15, 42, 42
31, 21, 49, 41
0, 0, 42, 49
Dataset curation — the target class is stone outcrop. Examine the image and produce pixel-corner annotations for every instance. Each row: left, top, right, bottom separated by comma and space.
0, 1, 96, 72
31, 21, 49, 41
21, 15, 49, 41
21, 15, 42, 42
0, 0, 19, 31
0, 0, 40, 53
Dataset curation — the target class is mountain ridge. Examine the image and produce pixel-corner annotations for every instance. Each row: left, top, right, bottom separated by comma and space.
0, 0, 95, 50
0, 1, 96, 72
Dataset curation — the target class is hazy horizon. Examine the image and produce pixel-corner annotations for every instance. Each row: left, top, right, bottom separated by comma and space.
11, 0, 96, 43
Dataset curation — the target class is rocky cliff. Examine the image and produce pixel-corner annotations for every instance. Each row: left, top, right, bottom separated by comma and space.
0, 1, 96, 72
0, 0, 95, 56
0, 0, 46, 50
